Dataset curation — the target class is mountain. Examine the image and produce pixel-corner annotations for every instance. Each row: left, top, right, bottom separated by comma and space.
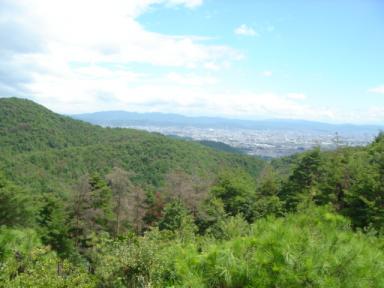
73, 110, 383, 135
0, 98, 149, 154
0, 97, 265, 193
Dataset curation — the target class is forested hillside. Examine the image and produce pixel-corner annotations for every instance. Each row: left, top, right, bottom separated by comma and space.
0, 98, 264, 193
1, 98, 384, 287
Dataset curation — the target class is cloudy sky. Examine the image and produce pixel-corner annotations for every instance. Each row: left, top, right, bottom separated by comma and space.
1, 0, 383, 124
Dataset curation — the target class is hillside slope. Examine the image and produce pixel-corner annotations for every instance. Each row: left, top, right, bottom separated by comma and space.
0, 97, 265, 193
0, 98, 158, 153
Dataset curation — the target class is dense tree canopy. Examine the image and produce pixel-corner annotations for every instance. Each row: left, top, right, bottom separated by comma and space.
1, 98, 384, 287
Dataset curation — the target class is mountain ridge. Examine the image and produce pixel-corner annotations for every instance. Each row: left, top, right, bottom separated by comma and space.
73, 110, 383, 133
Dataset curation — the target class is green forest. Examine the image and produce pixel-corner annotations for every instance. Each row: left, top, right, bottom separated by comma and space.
1, 98, 384, 287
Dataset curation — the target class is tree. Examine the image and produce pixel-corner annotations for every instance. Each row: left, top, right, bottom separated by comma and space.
281, 148, 323, 211
69, 175, 93, 250
316, 149, 350, 210
89, 173, 114, 233
195, 197, 227, 234
342, 138, 384, 229
253, 166, 283, 219
143, 191, 164, 228
210, 170, 256, 221
158, 200, 189, 231
69, 174, 113, 250
127, 185, 146, 234
107, 167, 132, 236
107, 167, 146, 235
37, 194, 74, 259
0, 173, 36, 227
163, 170, 209, 216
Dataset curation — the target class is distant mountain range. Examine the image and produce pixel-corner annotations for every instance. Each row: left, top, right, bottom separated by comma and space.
72, 111, 383, 135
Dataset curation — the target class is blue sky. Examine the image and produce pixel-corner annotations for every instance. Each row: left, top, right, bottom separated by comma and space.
0, 0, 383, 123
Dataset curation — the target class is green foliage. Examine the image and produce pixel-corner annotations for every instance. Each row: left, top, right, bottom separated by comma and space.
0, 98, 265, 195
0, 228, 95, 287
0, 228, 40, 263
253, 166, 284, 219
88, 207, 384, 287
340, 138, 384, 229
211, 170, 256, 221
91, 230, 176, 288
2, 248, 95, 287
281, 148, 323, 211
198, 140, 244, 154
195, 197, 227, 234
166, 207, 384, 287
0, 173, 36, 227
209, 214, 250, 240
89, 173, 114, 232
37, 194, 74, 259
3, 98, 384, 286
158, 200, 191, 232
278, 138, 384, 230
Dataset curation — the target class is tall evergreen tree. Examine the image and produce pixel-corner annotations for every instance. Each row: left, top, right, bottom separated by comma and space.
281, 148, 323, 211
37, 194, 74, 259
69, 174, 114, 249
0, 173, 36, 227
253, 166, 283, 219
158, 200, 190, 231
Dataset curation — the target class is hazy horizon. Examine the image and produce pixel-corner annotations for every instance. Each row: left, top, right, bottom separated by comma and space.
1, 0, 383, 124
72, 107, 384, 127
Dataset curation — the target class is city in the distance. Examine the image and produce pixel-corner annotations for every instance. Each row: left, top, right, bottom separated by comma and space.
74, 110, 382, 158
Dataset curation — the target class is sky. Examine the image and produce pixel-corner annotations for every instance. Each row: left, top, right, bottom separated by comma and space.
0, 0, 383, 124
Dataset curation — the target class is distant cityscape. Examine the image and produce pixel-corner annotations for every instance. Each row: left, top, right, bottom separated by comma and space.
119, 125, 375, 158
73, 111, 381, 158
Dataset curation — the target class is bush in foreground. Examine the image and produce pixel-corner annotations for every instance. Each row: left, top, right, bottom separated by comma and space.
92, 206, 384, 287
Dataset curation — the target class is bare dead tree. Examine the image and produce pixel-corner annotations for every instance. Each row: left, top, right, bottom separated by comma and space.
107, 167, 135, 236
163, 170, 212, 216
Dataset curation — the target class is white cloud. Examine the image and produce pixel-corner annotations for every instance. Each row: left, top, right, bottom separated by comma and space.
23, 66, 338, 122
287, 93, 306, 100
0, 0, 241, 97
204, 62, 220, 71
368, 85, 384, 94
261, 71, 273, 77
21, 63, 384, 124
234, 24, 257, 37
165, 72, 218, 85
1, 1, 382, 124
166, 0, 203, 8
14, 0, 237, 68
0, 0, 249, 116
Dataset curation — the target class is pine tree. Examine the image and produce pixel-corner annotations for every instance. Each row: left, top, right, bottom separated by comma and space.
69, 174, 113, 249
253, 165, 283, 219
210, 170, 256, 221
158, 200, 189, 231
0, 173, 36, 227
281, 148, 323, 211
38, 194, 74, 259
